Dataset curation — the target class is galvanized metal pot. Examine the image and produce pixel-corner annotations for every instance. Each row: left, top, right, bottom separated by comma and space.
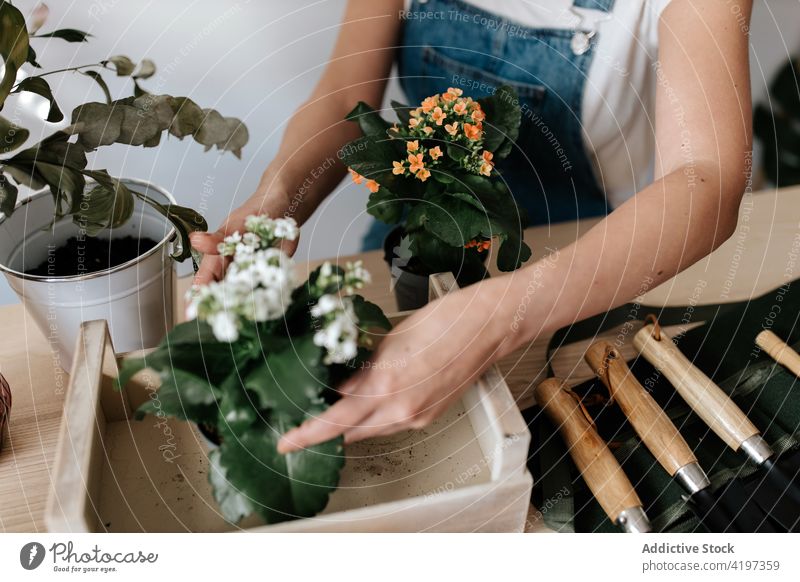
0, 179, 176, 372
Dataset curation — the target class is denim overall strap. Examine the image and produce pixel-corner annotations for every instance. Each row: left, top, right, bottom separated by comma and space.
361, 0, 618, 251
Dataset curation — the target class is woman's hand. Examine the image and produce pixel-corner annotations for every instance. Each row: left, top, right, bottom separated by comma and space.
277, 277, 523, 452
190, 175, 298, 285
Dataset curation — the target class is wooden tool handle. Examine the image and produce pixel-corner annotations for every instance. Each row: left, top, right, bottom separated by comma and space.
584, 341, 697, 476
534, 378, 643, 522
756, 330, 800, 378
633, 325, 759, 451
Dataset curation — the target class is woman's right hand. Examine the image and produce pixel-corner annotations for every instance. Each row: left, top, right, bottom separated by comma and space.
190, 175, 298, 285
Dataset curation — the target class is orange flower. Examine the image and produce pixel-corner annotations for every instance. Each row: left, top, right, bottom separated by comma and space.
444, 122, 459, 136
429, 146, 443, 160
406, 140, 419, 153
392, 160, 405, 175
366, 179, 380, 193
471, 107, 486, 123
465, 238, 492, 252
415, 168, 431, 182
463, 122, 481, 140
441, 91, 457, 103
348, 168, 364, 184
422, 126, 434, 136
431, 106, 447, 126
453, 101, 468, 116
482, 150, 494, 163
408, 152, 425, 173
421, 96, 439, 113
480, 162, 493, 176
447, 87, 464, 97
409, 117, 421, 129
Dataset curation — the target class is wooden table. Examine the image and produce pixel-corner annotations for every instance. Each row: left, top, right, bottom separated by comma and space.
2, 186, 798, 532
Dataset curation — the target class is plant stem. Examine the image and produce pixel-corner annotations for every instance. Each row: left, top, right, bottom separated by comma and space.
12, 63, 111, 89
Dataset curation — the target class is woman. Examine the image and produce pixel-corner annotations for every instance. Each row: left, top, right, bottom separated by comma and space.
191, 0, 753, 451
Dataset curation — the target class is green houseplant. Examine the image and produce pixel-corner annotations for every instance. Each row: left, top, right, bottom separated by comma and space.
341, 85, 531, 309
0, 1, 249, 366
118, 215, 391, 524
0, 1, 248, 260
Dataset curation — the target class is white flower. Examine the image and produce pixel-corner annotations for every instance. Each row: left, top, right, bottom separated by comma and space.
343, 260, 371, 293
311, 295, 360, 364
186, 213, 300, 343
208, 311, 239, 342
273, 217, 299, 240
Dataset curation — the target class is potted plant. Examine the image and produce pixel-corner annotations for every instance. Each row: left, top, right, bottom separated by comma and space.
0, 2, 248, 368
117, 214, 391, 524
341, 85, 531, 309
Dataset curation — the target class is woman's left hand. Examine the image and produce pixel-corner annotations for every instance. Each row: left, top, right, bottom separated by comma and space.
277, 278, 520, 452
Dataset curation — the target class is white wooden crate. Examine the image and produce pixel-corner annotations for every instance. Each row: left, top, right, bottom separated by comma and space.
45, 273, 533, 532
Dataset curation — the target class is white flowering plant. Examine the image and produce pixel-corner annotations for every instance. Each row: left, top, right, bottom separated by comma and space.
342, 85, 531, 281
117, 215, 391, 525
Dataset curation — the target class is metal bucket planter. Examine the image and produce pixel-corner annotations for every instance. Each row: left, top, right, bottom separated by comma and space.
0, 179, 176, 372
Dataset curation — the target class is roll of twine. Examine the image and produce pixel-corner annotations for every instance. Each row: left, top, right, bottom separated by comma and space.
0, 372, 10, 451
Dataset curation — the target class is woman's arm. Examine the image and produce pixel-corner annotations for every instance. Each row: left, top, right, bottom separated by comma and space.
192, 0, 403, 283
277, 0, 753, 451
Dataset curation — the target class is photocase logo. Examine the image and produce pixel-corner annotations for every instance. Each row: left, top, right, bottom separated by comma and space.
20, 542, 46, 570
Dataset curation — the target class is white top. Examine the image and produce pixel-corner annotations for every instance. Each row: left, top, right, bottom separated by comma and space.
460, 0, 674, 208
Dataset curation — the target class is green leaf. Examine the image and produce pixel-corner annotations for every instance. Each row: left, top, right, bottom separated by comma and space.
133, 58, 156, 80
12, 76, 63, 122
82, 70, 112, 104
72, 169, 134, 233
345, 101, 390, 137
116, 356, 148, 391
25, 44, 41, 68
142, 200, 207, 261
496, 232, 532, 271
34, 28, 90, 42
68, 96, 249, 157
134, 368, 220, 423
208, 447, 258, 523
477, 85, 521, 158
446, 143, 467, 162
339, 134, 400, 178
211, 415, 344, 524
0, 171, 19, 215
35, 162, 85, 216
351, 295, 391, 332
390, 99, 412, 125
421, 194, 491, 247
0, 114, 29, 154
218, 376, 258, 433
104, 55, 135, 76
0, 2, 29, 107
138, 319, 251, 384
366, 185, 404, 224
244, 335, 328, 420
193, 108, 249, 158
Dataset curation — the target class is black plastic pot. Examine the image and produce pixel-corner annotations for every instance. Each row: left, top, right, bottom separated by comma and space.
382, 226, 488, 311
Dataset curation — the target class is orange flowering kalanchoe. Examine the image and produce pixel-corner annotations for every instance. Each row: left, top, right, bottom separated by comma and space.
348, 87, 496, 190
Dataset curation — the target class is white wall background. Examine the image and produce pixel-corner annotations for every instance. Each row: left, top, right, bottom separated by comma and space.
1, 0, 798, 305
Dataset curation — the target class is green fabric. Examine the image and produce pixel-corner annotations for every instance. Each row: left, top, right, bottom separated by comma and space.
528, 280, 800, 533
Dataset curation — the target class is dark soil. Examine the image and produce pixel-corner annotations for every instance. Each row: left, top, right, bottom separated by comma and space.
26, 235, 159, 277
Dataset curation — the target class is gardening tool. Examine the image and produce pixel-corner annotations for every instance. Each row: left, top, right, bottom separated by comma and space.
584, 341, 742, 532
534, 377, 652, 533
756, 329, 800, 378
633, 321, 800, 512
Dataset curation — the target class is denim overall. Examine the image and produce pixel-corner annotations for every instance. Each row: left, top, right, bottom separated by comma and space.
362, 0, 615, 250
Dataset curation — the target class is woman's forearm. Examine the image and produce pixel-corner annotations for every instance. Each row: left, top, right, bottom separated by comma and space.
498, 162, 744, 354
257, 0, 403, 225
